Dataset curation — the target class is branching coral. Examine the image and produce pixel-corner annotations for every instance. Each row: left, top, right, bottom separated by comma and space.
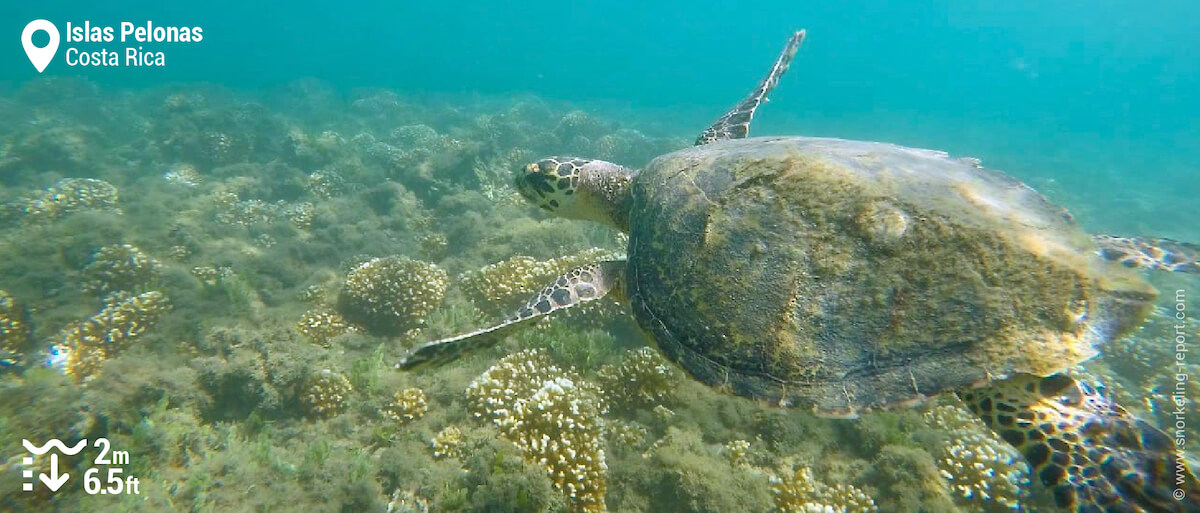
597, 346, 677, 408
81, 243, 161, 294
302, 369, 353, 418
306, 170, 346, 198
384, 387, 428, 424
18, 178, 119, 223
725, 439, 752, 468
337, 256, 448, 337
603, 419, 649, 453
506, 377, 608, 513
190, 265, 233, 287
295, 309, 355, 347
54, 291, 172, 381
769, 465, 878, 513
923, 404, 1029, 510
212, 191, 278, 226
361, 124, 470, 183
466, 349, 608, 512
432, 426, 466, 460
472, 147, 533, 201
285, 201, 316, 230
163, 164, 203, 187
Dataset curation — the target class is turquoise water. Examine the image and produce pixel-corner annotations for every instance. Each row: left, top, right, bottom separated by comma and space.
6, 1, 1195, 233
1, 2, 1198, 512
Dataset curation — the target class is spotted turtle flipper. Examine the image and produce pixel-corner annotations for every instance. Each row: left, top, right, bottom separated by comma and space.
694, 30, 805, 145
960, 373, 1200, 512
397, 261, 625, 370
1094, 235, 1200, 274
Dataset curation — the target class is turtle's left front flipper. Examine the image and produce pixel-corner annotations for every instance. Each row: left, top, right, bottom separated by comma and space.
1095, 235, 1200, 274
694, 30, 806, 145
396, 261, 625, 370
959, 374, 1200, 512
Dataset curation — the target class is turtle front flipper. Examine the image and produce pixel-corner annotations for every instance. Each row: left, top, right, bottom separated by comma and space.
1094, 235, 1200, 274
396, 261, 625, 370
959, 373, 1200, 512
694, 30, 805, 145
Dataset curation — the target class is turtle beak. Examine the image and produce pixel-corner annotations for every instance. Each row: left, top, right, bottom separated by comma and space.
515, 163, 538, 203
516, 161, 553, 206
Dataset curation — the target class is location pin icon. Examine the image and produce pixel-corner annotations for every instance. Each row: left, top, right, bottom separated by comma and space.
22, 20, 60, 73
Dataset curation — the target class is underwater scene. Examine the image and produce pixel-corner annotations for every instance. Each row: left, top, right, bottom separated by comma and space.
1, 2, 1199, 512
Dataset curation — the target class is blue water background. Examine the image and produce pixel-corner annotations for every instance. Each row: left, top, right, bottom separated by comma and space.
1, 1, 1196, 237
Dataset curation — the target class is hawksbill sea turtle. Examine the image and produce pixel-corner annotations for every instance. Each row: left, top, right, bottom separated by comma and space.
400, 30, 1200, 512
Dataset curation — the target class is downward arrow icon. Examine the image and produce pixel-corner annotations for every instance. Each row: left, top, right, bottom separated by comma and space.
39, 454, 69, 491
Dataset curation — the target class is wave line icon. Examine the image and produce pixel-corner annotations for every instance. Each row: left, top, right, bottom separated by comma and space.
22, 439, 87, 455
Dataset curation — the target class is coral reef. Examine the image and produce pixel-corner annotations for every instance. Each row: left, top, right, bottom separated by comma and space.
306, 169, 346, 198
385, 387, 428, 424
922, 403, 1029, 511
302, 369, 353, 418
212, 191, 277, 226
13, 177, 119, 223
769, 465, 878, 513
296, 309, 355, 347
725, 439, 752, 468
81, 243, 161, 294
467, 349, 608, 512
597, 346, 678, 408
53, 291, 172, 381
285, 201, 316, 229
604, 419, 649, 453
337, 256, 448, 337
163, 163, 203, 187
432, 425, 467, 460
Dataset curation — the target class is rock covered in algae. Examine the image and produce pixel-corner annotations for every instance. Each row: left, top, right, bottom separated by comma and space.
923, 403, 1029, 511
302, 369, 353, 418
337, 256, 448, 337
15, 177, 119, 223
384, 387, 428, 424
0, 289, 31, 364
769, 465, 877, 513
466, 349, 608, 513
597, 346, 677, 408
81, 243, 161, 294
53, 291, 172, 381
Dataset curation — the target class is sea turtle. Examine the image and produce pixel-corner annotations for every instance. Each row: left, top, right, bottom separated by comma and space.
399, 31, 1200, 511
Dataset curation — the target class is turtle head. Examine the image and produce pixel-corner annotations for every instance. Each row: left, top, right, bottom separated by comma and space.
517, 157, 634, 232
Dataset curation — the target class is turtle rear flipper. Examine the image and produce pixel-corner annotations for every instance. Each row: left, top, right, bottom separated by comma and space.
396, 261, 625, 370
960, 374, 1200, 512
694, 30, 805, 145
1095, 235, 1200, 274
